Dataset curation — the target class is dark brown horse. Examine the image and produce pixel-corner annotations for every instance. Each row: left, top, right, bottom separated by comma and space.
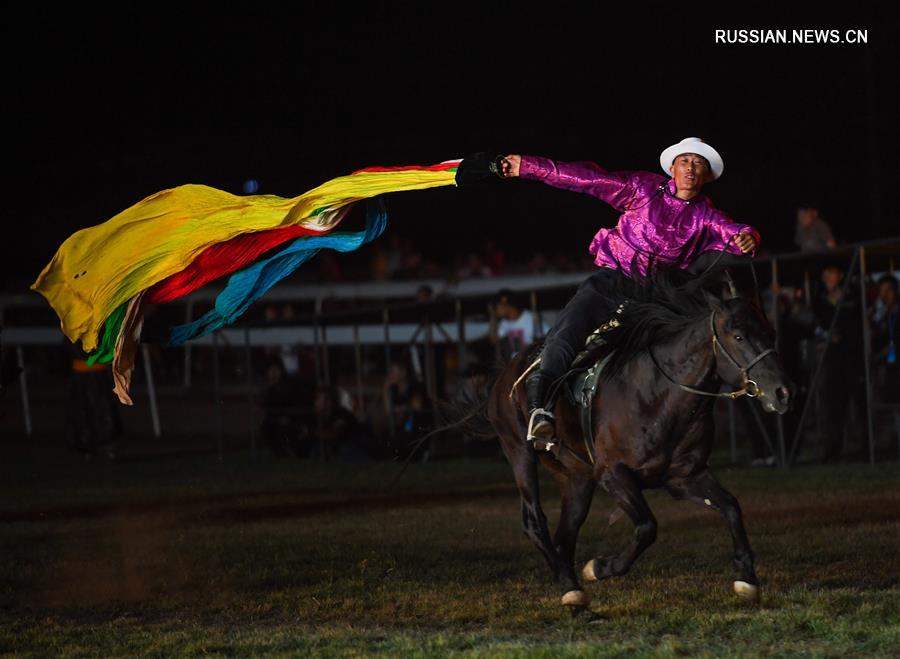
484, 270, 793, 615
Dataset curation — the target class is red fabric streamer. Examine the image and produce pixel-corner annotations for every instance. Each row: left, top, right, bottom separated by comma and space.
146, 224, 320, 303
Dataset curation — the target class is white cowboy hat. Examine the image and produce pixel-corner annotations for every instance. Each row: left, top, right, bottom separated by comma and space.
659, 137, 724, 180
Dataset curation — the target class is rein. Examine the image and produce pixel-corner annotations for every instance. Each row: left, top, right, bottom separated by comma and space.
648, 310, 776, 400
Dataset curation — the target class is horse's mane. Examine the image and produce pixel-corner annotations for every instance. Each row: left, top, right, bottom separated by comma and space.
600, 264, 725, 378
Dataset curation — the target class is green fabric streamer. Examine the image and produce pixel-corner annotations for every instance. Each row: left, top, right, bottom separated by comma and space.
85, 302, 127, 365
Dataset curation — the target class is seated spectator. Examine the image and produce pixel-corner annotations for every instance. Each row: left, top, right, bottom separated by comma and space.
370, 245, 389, 281
260, 359, 306, 457
794, 204, 836, 252
528, 252, 549, 275
415, 284, 434, 304
318, 252, 343, 282
397, 383, 434, 454
396, 238, 425, 279
553, 252, 578, 273
488, 289, 550, 359
383, 359, 414, 431
308, 385, 373, 461
456, 252, 494, 279
871, 274, 899, 403
481, 239, 506, 276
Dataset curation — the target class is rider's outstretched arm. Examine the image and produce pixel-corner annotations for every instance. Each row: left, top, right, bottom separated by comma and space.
511, 154, 644, 210
704, 209, 761, 257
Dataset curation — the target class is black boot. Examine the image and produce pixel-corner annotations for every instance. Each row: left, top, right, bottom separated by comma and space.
524, 370, 557, 452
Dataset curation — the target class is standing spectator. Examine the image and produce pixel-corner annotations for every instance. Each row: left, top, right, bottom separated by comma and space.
488, 289, 550, 359
64, 341, 122, 460
813, 264, 865, 462
794, 204, 836, 252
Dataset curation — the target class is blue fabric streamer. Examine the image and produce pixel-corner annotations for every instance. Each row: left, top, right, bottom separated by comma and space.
167, 197, 387, 346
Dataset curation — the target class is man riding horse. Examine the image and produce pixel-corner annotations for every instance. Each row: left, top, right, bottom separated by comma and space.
443, 141, 787, 613
494, 138, 760, 451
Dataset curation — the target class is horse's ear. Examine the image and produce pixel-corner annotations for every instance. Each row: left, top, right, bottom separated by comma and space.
702, 289, 725, 313
722, 269, 739, 299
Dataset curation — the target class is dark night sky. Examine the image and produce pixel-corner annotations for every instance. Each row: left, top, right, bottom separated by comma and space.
4, 3, 899, 289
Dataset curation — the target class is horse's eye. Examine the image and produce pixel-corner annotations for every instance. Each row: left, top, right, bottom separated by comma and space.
734, 335, 743, 342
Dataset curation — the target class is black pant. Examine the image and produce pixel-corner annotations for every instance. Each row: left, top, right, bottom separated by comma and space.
537, 268, 622, 389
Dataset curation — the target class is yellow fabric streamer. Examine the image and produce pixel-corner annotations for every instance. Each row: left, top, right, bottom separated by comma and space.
32, 167, 458, 352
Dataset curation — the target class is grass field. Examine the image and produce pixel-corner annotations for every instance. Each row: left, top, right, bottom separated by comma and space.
1, 436, 898, 657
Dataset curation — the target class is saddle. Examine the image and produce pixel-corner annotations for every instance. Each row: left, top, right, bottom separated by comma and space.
515, 310, 622, 464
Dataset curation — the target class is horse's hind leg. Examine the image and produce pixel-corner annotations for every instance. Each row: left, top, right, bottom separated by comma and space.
553, 474, 598, 618
666, 469, 760, 602
498, 428, 588, 608
552, 473, 596, 573
582, 463, 658, 582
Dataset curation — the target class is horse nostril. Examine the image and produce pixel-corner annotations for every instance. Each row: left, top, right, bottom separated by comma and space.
776, 386, 790, 405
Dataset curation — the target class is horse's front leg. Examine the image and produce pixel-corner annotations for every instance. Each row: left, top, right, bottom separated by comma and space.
666, 469, 760, 603
582, 463, 658, 582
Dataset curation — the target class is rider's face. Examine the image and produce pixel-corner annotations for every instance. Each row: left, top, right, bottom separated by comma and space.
668, 153, 711, 192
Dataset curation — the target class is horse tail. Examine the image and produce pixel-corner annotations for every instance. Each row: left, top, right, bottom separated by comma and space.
424, 361, 505, 446
436, 363, 505, 440
387, 360, 504, 489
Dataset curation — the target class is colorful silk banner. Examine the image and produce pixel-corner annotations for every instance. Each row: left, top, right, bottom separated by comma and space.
32, 160, 460, 353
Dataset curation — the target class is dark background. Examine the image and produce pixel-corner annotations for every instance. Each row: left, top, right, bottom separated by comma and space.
4, 3, 899, 287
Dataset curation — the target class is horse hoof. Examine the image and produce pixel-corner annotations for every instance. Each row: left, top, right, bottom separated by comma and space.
581, 559, 598, 583
561, 590, 591, 607
569, 606, 604, 623
733, 580, 760, 603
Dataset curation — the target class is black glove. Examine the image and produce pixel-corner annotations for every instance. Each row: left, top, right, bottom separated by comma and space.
455, 152, 506, 187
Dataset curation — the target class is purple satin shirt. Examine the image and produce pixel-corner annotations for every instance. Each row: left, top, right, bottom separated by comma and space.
519, 155, 760, 277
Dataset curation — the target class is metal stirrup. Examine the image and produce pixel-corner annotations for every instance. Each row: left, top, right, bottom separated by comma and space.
527, 408, 556, 451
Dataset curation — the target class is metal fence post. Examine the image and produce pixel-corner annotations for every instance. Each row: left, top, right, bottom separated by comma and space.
858, 246, 876, 464
183, 301, 193, 389
424, 316, 436, 402
455, 298, 467, 376
244, 327, 257, 462
212, 332, 223, 461
353, 322, 364, 413
15, 346, 31, 436
320, 323, 331, 386
141, 344, 162, 438
312, 317, 322, 385
383, 307, 394, 437
771, 257, 788, 468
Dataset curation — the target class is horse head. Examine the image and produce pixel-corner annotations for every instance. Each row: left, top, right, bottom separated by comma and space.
707, 294, 794, 415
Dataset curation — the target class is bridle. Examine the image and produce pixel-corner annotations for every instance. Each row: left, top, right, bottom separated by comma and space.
648, 309, 777, 400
